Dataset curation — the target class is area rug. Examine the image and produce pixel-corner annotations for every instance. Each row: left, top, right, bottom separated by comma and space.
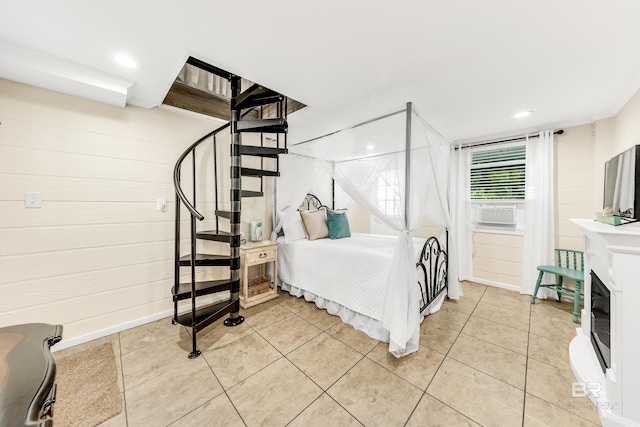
55, 342, 122, 426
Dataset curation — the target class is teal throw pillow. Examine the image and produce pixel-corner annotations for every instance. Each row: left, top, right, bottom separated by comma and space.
327, 211, 351, 239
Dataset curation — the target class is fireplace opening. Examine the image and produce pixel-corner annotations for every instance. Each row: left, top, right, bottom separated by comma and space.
590, 270, 611, 373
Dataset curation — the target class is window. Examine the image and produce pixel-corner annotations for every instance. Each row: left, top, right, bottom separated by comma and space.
377, 169, 402, 216
469, 142, 526, 233
470, 143, 526, 200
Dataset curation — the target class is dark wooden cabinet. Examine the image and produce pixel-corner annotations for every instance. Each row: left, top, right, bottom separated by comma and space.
0, 323, 63, 427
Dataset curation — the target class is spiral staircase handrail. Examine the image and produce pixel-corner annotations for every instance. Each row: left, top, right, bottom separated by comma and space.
173, 122, 230, 221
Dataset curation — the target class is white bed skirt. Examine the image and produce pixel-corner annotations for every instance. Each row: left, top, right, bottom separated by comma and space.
280, 280, 446, 344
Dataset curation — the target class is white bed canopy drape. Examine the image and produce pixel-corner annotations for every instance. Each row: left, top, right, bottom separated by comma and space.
269, 155, 333, 240
276, 103, 461, 357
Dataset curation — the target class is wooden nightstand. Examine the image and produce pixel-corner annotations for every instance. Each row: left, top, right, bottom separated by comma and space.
240, 240, 278, 308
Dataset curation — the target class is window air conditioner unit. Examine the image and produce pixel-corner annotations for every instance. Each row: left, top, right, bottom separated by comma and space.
477, 205, 517, 225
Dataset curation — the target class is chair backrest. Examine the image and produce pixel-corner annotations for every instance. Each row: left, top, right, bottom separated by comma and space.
555, 248, 584, 271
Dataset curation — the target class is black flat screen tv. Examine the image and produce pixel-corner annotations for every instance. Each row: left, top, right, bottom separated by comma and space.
603, 145, 640, 220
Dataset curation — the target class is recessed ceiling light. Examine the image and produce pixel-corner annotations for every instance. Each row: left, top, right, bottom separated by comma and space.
366, 144, 375, 150
510, 111, 532, 119
113, 54, 141, 69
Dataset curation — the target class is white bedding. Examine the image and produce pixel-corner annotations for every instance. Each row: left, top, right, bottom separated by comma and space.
277, 233, 439, 341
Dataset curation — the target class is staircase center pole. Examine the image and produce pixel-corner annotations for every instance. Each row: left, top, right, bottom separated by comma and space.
225, 75, 244, 327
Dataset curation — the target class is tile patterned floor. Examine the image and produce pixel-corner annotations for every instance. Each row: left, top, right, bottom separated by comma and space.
54, 282, 602, 426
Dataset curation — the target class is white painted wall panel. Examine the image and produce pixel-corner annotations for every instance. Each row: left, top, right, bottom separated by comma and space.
0, 145, 173, 182
472, 232, 523, 286
0, 173, 175, 203
0, 117, 182, 162
0, 222, 173, 255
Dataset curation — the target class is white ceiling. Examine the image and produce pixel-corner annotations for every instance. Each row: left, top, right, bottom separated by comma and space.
2, 0, 640, 144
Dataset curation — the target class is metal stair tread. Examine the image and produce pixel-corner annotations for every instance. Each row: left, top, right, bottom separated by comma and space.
239, 145, 288, 158
196, 230, 231, 242
172, 279, 233, 301
236, 118, 288, 133
178, 253, 231, 267
241, 167, 279, 177
240, 190, 264, 198
215, 210, 232, 219
175, 300, 236, 332
234, 84, 283, 110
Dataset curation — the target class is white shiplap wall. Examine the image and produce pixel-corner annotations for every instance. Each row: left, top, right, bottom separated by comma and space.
0, 78, 272, 348
471, 232, 523, 288
555, 124, 598, 250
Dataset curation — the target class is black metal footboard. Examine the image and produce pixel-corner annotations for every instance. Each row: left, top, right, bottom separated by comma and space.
417, 235, 448, 313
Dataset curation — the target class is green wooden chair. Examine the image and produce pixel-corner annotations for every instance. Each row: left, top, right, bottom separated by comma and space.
530, 248, 584, 323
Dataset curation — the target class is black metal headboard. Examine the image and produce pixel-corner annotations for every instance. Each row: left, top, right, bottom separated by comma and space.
277, 194, 326, 238
416, 236, 448, 313
300, 193, 325, 211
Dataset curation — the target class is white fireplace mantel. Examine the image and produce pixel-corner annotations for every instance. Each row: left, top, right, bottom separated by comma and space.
570, 218, 640, 427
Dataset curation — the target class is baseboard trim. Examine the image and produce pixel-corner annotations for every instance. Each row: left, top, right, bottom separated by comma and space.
53, 310, 173, 352
470, 277, 521, 293
52, 293, 229, 352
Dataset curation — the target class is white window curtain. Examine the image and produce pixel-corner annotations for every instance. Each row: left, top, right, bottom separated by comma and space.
521, 131, 555, 296
288, 105, 461, 356
450, 146, 473, 282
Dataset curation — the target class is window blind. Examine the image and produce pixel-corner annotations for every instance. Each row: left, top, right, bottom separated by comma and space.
470, 144, 526, 200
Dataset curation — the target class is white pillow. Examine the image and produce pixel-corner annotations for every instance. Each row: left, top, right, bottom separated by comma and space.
283, 212, 307, 244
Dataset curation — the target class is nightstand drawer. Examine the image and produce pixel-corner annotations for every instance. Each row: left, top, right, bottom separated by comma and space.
244, 246, 277, 265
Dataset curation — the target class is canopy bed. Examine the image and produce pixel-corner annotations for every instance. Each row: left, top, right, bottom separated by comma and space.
277, 194, 448, 345
271, 103, 461, 357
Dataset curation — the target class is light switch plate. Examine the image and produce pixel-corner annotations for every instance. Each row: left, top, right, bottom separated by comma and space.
25, 192, 42, 208
156, 198, 167, 212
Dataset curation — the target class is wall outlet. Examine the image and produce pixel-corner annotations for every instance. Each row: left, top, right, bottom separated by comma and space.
25, 192, 42, 208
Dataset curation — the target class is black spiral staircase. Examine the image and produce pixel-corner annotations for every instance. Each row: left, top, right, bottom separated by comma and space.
173, 73, 288, 358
